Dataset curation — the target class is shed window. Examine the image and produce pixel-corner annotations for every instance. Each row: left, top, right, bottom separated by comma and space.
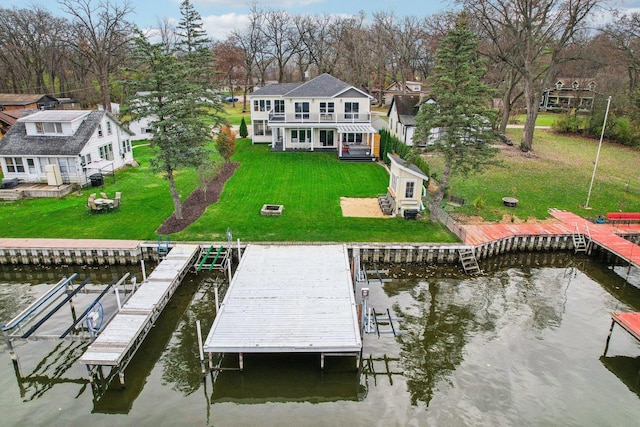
405, 181, 415, 198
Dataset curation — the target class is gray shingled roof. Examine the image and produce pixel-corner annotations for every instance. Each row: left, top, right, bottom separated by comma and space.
251, 82, 303, 96
387, 152, 429, 181
250, 74, 370, 99
388, 95, 421, 125
0, 110, 106, 156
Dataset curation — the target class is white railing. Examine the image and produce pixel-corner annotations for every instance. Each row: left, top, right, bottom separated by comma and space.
268, 112, 371, 124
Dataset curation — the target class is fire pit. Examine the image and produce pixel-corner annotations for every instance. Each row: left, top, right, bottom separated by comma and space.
260, 204, 284, 216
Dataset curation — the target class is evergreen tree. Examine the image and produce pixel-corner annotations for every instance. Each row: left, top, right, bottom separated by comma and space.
176, 0, 212, 85
125, 30, 224, 220
239, 117, 248, 138
414, 14, 499, 222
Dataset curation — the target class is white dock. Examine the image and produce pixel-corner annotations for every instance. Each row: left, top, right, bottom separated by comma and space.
203, 244, 362, 369
79, 244, 199, 383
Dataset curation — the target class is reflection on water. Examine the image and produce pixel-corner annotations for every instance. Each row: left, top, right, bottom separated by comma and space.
210, 353, 362, 404
2, 253, 640, 426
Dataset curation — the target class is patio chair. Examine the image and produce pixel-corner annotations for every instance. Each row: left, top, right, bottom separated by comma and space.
115, 191, 122, 206
89, 193, 97, 199
88, 199, 104, 213
100, 192, 109, 199
110, 197, 120, 211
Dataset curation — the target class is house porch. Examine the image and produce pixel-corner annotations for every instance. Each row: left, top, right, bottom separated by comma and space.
0, 183, 75, 201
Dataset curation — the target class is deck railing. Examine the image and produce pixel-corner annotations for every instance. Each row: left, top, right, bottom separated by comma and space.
268, 112, 371, 124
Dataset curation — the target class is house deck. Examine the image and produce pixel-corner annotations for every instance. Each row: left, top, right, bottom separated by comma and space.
203, 244, 362, 370
0, 183, 75, 201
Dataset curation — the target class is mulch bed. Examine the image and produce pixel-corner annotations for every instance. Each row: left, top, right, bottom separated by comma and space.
156, 162, 239, 234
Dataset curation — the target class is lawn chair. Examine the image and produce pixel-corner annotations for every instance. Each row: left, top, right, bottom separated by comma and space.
88, 199, 104, 213
100, 192, 109, 199
115, 191, 122, 207
110, 196, 120, 211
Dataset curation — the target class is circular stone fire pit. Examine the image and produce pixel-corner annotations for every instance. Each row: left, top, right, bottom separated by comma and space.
260, 204, 284, 216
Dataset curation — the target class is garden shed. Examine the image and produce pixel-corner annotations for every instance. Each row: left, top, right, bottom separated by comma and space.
386, 153, 428, 217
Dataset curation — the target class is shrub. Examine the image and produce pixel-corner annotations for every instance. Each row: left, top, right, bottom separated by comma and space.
216, 125, 236, 161
239, 117, 248, 138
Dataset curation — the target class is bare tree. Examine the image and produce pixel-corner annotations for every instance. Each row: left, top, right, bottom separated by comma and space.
59, 0, 135, 112
258, 6, 301, 82
213, 40, 244, 107
460, 0, 601, 151
602, 12, 640, 96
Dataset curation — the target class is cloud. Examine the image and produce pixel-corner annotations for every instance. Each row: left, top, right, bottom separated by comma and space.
202, 13, 251, 40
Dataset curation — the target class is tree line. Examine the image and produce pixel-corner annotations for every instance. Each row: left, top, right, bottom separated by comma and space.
3, 1, 640, 149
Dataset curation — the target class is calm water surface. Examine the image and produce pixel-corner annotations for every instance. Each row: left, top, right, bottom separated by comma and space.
1, 254, 640, 426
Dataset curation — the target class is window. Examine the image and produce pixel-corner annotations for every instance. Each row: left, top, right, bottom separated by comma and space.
35, 122, 62, 134
274, 100, 285, 113
106, 122, 112, 135
345, 102, 359, 119
320, 102, 334, 114
253, 100, 271, 112
294, 102, 310, 119
405, 181, 415, 198
290, 129, 311, 143
26, 158, 36, 174
99, 144, 113, 160
342, 133, 363, 144
97, 124, 103, 137
80, 154, 92, 168
254, 121, 266, 136
5, 157, 25, 173
391, 173, 398, 191
121, 139, 131, 154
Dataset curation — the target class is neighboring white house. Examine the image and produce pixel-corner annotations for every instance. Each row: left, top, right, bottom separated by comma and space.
386, 152, 428, 216
249, 73, 378, 160
0, 110, 134, 186
127, 115, 155, 140
387, 94, 421, 146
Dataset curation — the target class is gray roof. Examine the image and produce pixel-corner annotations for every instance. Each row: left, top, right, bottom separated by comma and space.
251, 82, 303, 96
250, 74, 370, 99
387, 152, 429, 181
0, 110, 106, 156
388, 94, 421, 125
204, 244, 362, 354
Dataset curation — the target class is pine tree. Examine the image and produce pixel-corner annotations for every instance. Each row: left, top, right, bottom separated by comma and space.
125, 29, 224, 220
176, 0, 212, 85
414, 13, 499, 222
239, 117, 248, 138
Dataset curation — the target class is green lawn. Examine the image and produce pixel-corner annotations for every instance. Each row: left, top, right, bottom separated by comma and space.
512, 112, 560, 127
174, 140, 456, 242
0, 145, 200, 240
0, 139, 457, 242
433, 129, 640, 221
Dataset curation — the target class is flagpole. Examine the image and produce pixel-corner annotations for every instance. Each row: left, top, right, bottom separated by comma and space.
585, 96, 612, 209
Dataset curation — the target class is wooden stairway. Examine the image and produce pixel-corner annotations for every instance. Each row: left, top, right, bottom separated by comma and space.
459, 247, 481, 275
377, 192, 395, 215
572, 224, 589, 253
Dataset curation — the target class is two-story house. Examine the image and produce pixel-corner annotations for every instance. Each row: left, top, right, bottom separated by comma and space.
249, 74, 378, 160
0, 110, 134, 188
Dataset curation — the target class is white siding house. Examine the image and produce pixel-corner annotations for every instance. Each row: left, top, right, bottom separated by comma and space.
0, 110, 134, 187
249, 74, 378, 160
386, 152, 428, 216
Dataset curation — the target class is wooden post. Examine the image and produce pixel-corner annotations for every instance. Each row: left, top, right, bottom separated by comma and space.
603, 319, 616, 356
239, 353, 244, 371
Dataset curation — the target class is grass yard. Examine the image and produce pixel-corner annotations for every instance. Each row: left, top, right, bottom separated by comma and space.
174, 140, 457, 242
432, 129, 640, 221
0, 139, 457, 243
512, 113, 558, 126
0, 145, 200, 240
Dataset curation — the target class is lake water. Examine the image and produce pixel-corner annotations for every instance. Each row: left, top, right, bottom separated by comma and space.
1, 253, 640, 426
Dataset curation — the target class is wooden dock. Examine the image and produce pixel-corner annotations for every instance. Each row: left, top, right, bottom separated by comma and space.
603, 312, 640, 356
461, 210, 640, 269
79, 244, 199, 385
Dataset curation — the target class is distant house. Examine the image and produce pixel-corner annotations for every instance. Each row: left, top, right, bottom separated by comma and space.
0, 110, 134, 187
375, 80, 425, 106
0, 109, 28, 137
386, 152, 428, 216
249, 73, 378, 160
0, 94, 59, 111
387, 94, 421, 146
540, 79, 598, 113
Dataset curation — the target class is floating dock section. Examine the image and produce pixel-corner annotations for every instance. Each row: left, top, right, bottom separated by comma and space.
79, 244, 199, 384
203, 244, 362, 370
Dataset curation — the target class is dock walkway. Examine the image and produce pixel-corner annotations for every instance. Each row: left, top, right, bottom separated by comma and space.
461, 210, 640, 268
79, 244, 199, 384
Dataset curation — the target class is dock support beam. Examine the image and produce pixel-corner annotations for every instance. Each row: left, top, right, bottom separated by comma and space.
239, 353, 244, 371
603, 319, 616, 356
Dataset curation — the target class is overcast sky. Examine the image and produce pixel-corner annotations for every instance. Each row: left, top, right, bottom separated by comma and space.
10, 0, 640, 41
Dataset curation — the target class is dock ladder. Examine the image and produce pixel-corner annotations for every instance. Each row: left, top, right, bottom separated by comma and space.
572, 224, 590, 253
458, 247, 481, 275
157, 236, 170, 259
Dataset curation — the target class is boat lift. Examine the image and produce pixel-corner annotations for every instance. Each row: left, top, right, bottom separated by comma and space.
2, 273, 132, 363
